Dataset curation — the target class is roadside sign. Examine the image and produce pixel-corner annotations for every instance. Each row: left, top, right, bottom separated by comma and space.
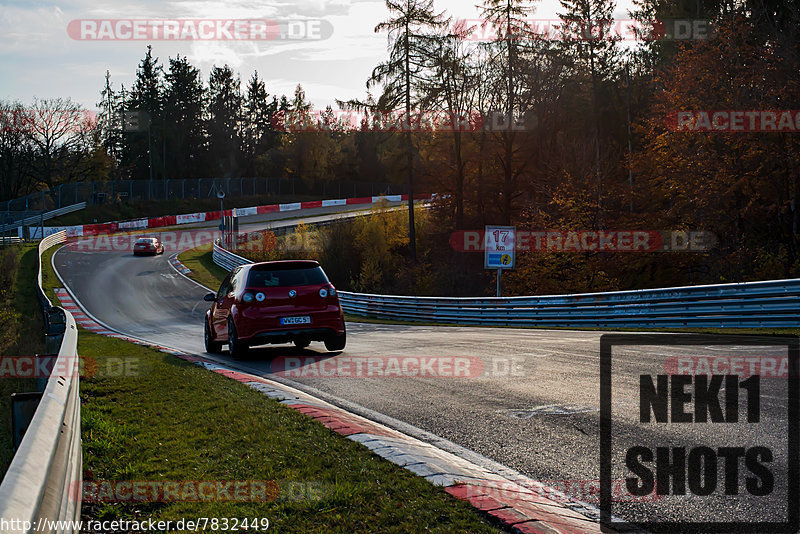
123, 111, 150, 132
484, 226, 516, 269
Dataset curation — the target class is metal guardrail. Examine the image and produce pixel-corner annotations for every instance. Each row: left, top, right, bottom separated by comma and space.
213, 240, 252, 272
0, 230, 82, 533
337, 280, 800, 328
1, 203, 87, 234
214, 238, 800, 328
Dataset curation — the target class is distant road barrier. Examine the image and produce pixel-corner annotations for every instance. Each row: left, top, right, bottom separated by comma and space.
0, 202, 86, 235
0, 230, 82, 533
32, 193, 424, 240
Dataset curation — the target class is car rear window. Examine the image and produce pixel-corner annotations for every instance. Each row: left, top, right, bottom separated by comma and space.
136, 238, 153, 244
247, 266, 328, 287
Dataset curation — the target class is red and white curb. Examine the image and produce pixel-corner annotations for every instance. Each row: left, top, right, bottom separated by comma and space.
168, 254, 192, 275
54, 288, 187, 356
179, 361, 607, 534
53, 289, 607, 534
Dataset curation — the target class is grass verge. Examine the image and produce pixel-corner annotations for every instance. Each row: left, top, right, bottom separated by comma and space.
176, 244, 226, 291
0, 245, 45, 479
37, 243, 504, 532
0, 244, 45, 478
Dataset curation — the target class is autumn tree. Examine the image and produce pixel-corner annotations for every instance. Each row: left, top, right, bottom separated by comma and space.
368, 0, 449, 260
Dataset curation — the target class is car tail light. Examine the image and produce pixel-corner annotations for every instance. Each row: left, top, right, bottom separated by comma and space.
255, 292, 266, 302
319, 288, 328, 298
243, 292, 255, 303
329, 286, 337, 296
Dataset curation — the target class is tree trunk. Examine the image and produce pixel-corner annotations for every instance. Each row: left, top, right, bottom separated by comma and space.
405, 21, 416, 262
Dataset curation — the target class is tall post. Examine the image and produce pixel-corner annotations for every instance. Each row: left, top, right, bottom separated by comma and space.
496, 269, 502, 297
148, 121, 153, 181
625, 60, 634, 214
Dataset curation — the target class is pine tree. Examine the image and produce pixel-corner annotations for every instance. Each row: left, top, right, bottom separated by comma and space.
368, 0, 449, 261
164, 55, 206, 179
208, 65, 243, 177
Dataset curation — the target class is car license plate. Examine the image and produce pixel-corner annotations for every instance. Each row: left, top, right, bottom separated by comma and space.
281, 316, 311, 325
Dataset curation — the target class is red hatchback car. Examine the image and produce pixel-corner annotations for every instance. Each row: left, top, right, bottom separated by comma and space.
203, 260, 346, 356
133, 237, 164, 256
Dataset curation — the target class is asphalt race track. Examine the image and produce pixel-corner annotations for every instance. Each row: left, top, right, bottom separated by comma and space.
54, 207, 794, 528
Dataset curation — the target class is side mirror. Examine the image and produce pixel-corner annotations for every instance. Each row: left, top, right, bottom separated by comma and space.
204, 293, 216, 302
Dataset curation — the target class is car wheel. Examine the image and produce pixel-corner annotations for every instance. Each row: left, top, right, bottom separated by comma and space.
324, 331, 346, 352
228, 318, 248, 357
204, 319, 222, 354
294, 338, 310, 349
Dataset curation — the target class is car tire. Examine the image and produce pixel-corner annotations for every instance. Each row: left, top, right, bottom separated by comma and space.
228, 318, 248, 357
294, 338, 310, 349
324, 331, 346, 352
204, 319, 222, 354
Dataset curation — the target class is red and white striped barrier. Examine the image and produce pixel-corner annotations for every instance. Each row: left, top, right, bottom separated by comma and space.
36, 194, 429, 239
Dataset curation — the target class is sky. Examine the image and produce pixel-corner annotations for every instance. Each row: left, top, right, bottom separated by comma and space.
0, 0, 636, 112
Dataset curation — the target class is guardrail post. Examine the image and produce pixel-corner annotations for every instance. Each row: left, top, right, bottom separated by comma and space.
34, 354, 57, 393
10, 392, 43, 452
45, 308, 67, 353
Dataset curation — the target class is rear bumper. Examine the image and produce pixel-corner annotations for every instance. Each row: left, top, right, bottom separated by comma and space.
237, 307, 345, 343
245, 327, 340, 346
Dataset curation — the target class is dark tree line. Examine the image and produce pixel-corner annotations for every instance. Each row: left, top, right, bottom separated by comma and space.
3, 0, 799, 292
98, 47, 291, 182
345, 0, 800, 289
